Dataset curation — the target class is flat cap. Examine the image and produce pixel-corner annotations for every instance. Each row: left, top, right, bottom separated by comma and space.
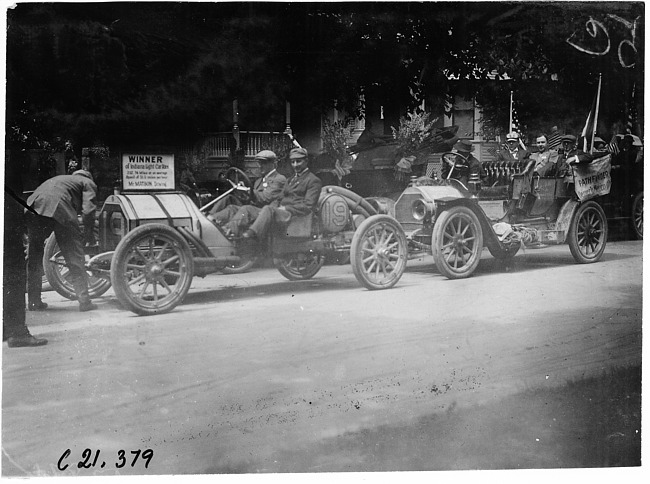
254, 150, 277, 162
561, 134, 577, 143
289, 147, 308, 159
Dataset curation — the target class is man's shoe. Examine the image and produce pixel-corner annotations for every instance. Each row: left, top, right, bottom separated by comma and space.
28, 301, 48, 311
242, 229, 257, 239
79, 302, 98, 312
7, 334, 48, 348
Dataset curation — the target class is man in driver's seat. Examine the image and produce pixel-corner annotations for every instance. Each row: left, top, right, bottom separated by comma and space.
208, 150, 287, 237
242, 147, 322, 240
441, 139, 485, 186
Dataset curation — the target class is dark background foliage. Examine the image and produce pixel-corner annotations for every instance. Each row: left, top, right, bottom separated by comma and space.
6, 2, 644, 151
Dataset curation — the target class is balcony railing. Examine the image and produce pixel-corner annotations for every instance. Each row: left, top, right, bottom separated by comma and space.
199, 131, 293, 160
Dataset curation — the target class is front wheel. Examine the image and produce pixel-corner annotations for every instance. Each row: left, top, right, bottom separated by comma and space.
43, 234, 112, 300
350, 214, 408, 290
110, 224, 194, 315
568, 201, 607, 264
631, 191, 643, 240
432, 205, 484, 279
274, 252, 324, 280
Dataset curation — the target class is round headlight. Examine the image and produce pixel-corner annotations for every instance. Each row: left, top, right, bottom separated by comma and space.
412, 199, 435, 221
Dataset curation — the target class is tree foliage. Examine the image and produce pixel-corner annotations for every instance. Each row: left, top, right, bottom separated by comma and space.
6, 2, 644, 154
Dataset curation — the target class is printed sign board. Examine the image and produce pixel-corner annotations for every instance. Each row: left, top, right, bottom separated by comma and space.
121, 154, 175, 191
572, 154, 612, 201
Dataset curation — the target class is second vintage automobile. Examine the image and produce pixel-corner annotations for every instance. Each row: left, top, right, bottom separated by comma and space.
372, 150, 610, 279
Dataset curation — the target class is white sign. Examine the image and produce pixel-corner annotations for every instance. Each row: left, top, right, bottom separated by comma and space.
573, 154, 612, 201
122, 154, 175, 191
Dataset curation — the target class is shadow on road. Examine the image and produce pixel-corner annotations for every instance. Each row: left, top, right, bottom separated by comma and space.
405, 248, 638, 278
182, 276, 363, 307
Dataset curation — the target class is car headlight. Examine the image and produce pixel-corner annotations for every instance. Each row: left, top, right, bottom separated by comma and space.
412, 199, 435, 221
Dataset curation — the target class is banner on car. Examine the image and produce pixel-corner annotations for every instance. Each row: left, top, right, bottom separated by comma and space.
572, 154, 612, 201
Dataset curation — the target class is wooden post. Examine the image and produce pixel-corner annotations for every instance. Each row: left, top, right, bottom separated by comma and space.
285, 101, 292, 135
81, 147, 90, 170
233, 99, 240, 150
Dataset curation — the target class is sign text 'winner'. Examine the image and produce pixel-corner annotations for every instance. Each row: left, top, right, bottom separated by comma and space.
122, 154, 175, 191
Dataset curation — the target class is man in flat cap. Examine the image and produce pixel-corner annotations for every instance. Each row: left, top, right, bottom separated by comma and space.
25, 170, 99, 312
243, 147, 322, 240
555, 134, 594, 176
208, 150, 287, 236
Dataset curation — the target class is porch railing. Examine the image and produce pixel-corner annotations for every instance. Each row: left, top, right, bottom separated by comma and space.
199, 131, 292, 159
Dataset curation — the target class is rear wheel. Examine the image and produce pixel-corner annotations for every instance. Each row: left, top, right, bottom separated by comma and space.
42, 234, 112, 300
432, 205, 484, 279
568, 201, 607, 263
274, 252, 324, 280
631, 191, 643, 240
350, 214, 407, 290
110, 224, 194, 315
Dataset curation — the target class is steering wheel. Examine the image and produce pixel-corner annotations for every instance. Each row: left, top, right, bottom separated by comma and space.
441, 152, 469, 180
225, 167, 253, 202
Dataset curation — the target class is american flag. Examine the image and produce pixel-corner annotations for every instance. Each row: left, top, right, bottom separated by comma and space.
548, 128, 562, 150
509, 92, 527, 150
606, 135, 620, 156
626, 83, 638, 135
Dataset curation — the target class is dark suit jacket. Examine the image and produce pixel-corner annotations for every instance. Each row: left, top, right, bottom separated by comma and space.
496, 148, 530, 163
280, 169, 323, 216
27, 174, 97, 226
251, 169, 287, 206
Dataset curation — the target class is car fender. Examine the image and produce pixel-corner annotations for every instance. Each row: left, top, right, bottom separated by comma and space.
556, 199, 581, 233
434, 197, 503, 252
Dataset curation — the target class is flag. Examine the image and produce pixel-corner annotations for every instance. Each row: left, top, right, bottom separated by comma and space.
580, 92, 598, 152
509, 91, 527, 150
548, 127, 562, 150
626, 83, 638, 135
606, 135, 620, 156
580, 74, 602, 153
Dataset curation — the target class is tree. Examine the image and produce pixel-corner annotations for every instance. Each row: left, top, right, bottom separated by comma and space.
6, 2, 643, 154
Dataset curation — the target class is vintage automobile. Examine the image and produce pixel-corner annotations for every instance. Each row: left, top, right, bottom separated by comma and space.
43, 168, 408, 316
376, 152, 610, 279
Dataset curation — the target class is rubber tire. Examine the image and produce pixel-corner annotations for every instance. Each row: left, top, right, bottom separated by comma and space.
274, 252, 324, 281
42, 233, 112, 300
432, 205, 484, 279
110, 224, 194, 316
350, 214, 408, 290
568, 201, 608, 264
631, 191, 643, 240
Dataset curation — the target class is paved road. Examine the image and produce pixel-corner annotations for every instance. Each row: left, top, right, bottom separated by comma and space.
2, 241, 643, 475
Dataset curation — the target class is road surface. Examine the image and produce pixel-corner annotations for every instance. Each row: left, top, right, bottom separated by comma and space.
2, 241, 643, 475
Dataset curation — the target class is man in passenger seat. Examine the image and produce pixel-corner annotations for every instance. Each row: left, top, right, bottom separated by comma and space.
555, 134, 594, 176
529, 134, 559, 176
242, 147, 322, 240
